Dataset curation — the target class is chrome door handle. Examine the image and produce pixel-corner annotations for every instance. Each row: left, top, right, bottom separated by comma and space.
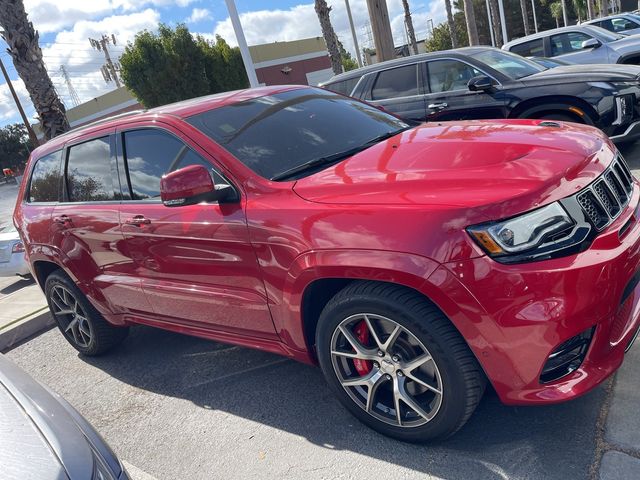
53, 215, 71, 225
428, 102, 448, 110
124, 216, 151, 226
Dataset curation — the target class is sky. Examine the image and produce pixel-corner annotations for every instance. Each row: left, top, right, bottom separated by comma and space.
0, 0, 445, 129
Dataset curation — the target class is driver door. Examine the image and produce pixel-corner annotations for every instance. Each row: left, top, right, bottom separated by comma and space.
423, 59, 505, 122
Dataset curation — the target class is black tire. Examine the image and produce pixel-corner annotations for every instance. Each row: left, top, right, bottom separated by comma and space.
45, 270, 128, 355
316, 281, 486, 442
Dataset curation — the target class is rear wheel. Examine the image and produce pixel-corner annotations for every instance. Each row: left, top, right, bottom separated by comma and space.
316, 282, 486, 442
45, 271, 128, 355
536, 113, 580, 123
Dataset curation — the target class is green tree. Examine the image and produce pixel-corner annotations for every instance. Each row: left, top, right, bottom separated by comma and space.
337, 40, 358, 72
196, 35, 248, 93
425, 13, 469, 52
550, 2, 563, 27
0, 123, 30, 172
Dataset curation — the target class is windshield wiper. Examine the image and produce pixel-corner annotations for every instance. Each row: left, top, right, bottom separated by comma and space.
270, 127, 411, 182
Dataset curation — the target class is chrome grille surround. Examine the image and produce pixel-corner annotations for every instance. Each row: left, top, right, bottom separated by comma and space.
576, 156, 634, 232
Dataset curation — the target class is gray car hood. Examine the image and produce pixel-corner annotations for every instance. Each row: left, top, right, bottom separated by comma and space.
608, 34, 640, 56
522, 63, 640, 84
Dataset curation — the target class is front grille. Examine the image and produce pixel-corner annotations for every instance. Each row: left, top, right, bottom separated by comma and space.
576, 156, 634, 231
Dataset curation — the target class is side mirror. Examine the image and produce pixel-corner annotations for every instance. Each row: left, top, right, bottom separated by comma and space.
581, 38, 601, 49
160, 165, 235, 207
468, 75, 493, 92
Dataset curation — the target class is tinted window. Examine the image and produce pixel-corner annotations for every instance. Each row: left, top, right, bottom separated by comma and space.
29, 151, 61, 203
187, 88, 408, 180
65, 137, 114, 202
550, 32, 592, 56
123, 130, 219, 200
509, 38, 544, 57
371, 64, 419, 100
323, 76, 360, 96
427, 60, 482, 92
610, 17, 639, 32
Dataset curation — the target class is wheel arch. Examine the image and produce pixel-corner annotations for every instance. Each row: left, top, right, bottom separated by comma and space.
509, 97, 598, 125
32, 260, 62, 291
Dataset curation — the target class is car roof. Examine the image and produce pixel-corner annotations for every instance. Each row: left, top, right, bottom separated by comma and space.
33, 84, 310, 158
321, 46, 496, 85
503, 25, 603, 48
584, 13, 638, 23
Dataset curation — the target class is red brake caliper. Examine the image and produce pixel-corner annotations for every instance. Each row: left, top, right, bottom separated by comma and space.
353, 321, 373, 375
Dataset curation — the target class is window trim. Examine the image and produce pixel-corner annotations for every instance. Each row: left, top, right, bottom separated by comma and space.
62, 134, 119, 204
117, 125, 239, 205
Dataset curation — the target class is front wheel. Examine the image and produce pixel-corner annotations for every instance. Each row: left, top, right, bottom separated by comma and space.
316, 282, 486, 442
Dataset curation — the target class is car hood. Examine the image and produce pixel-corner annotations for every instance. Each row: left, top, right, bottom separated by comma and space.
609, 34, 640, 55
293, 120, 614, 221
522, 64, 640, 84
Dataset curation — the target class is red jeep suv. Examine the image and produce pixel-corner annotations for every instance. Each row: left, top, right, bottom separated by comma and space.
13, 86, 640, 441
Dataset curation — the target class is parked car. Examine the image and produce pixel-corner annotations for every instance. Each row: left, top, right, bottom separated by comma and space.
503, 25, 640, 64
0, 353, 129, 479
583, 13, 640, 36
0, 223, 30, 277
321, 47, 640, 143
13, 86, 640, 442
529, 56, 571, 68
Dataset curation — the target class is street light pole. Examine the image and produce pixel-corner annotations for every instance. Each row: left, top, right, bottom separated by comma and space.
497, 0, 508, 44
344, 0, 363, 67
224, 0, 259, 88
531, 0, 539, 33
485, 0, 495, 47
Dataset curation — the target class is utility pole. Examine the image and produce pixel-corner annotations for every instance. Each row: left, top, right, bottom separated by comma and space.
531, 0, 539, 32
0, 58, 38, 147
486, 0, 496, 46
89, 34, 121, 88
561, 0, 568, 26
225, 0, 259, 87
344, 0, 363, 67
59, 65, 81, 107
366, 0, 395, 62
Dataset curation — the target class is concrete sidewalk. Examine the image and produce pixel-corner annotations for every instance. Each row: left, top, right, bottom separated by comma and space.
598, 340, 640, 479
0, 275, 52, 351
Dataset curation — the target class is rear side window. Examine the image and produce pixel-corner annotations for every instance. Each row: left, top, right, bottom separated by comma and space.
28, 151, 62, 203
371, 64, 419, 100
509, 38, 544, 57
65, 137, 115, 202
122, 129, 217, 200
323, 76, 360, 96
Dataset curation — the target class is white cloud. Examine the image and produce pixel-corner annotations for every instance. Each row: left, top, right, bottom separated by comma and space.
211, 0, 445, 59
187, 7, 212, 24
0, 77, 35, 124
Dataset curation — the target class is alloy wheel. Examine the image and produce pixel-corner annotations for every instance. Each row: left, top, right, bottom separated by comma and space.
49, 285, 93, 348
330, 313, 443, 428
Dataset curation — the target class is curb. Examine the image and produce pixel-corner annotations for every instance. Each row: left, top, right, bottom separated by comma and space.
0, 307, 53, 352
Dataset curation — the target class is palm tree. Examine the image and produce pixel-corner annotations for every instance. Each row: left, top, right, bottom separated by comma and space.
586, 0, 595, 19
314, 0, 342, 75
0, 0, 69, 140
550, 2, 563, 27
401, 0, 419, 55
462, 0, 480, 46
520, 0, 530, 35
444, 0, 458, 48
599, 0, 607, 17
489, 0, 503, 47
572, 0, 587, 21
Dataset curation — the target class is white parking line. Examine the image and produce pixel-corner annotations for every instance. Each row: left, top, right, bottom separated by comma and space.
122, 460, 160, 480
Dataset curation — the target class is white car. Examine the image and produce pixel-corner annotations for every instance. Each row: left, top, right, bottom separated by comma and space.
584, 14, 640, 37
0, 224, 30, 277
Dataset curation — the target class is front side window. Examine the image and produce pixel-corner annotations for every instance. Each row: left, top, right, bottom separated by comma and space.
550, 32, 592, 56
371, 64, 419, 100
186, 88, 409, 180
123, 129, 219, 200
65, 137, 114, 202
469, 49, 545, 79
28, 151, 62, 203
427, 60, 483, 92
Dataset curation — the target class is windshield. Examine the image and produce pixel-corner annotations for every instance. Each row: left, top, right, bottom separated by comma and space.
586, 25, 624, 42
469, 49, 546, 79
187, 88, 409, 180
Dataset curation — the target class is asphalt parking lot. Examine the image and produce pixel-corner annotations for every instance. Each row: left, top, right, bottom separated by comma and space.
2, 142, 640, 480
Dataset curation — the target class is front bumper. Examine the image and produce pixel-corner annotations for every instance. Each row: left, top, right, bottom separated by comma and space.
610, 120, 640, 143
0, 253, 30, 277
435, 184, 640, 405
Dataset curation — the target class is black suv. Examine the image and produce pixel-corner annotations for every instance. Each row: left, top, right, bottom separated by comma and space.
321, 47, 640, 143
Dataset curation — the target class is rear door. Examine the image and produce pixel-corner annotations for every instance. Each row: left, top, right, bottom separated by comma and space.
362, 62, 427, 122
116, 125, 275, 337
52, 132, 150, 315
423, 58, 505, 121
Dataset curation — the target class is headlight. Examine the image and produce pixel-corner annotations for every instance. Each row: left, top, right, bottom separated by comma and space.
467, 202, 578, 259
613, 93, 635, 126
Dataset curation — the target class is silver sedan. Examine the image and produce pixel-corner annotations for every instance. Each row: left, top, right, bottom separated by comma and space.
0, 223, 30, 277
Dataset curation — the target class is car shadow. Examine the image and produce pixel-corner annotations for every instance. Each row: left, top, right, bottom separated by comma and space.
0, 276, 35, 295
81, 326, 605, 480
